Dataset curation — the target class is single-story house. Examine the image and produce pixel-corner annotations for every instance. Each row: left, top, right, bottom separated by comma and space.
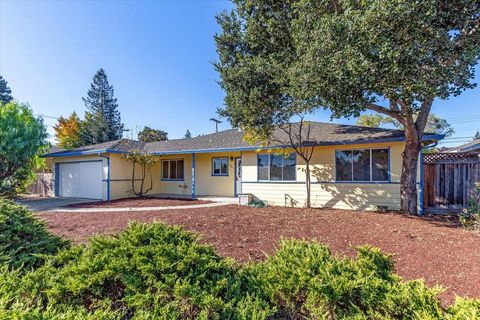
42, 122, 444, 212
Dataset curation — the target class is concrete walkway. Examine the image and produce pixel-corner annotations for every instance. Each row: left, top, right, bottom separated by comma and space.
47, 201, 231, 213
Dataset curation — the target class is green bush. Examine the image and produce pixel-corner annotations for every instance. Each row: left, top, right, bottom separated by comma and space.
0, 222, 264, 319
459, 182, 480, 231
446, 297, 480, 320
241, 240, 445, 319
0, 198, 69, 269
0, 218, 479, 319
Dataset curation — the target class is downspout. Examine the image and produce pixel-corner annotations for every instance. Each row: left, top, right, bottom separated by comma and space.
419, 141, 438, 215
98, 154, 110, 202
191, 153, 196, 199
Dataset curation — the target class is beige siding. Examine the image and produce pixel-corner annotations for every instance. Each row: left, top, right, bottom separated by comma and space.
242, 182, 401, 210
157, 152, 240, 197
109, 153, 161, 200
195, 152, 240, 196
241, 141, 412, 210
158, 154, 193, 196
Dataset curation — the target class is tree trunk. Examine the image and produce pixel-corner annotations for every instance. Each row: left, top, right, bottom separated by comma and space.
305, 162, 311, 208
400, 131, 421, 215
139, 164, 146, 197
131, 161, 137, 196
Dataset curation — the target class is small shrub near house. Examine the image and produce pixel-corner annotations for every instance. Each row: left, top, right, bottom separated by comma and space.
0, 198, 69, 270
0, 213, 479, 319
459, 182, 480, 231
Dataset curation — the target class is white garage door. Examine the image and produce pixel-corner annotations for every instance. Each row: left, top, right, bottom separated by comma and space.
58, 161, 103, 199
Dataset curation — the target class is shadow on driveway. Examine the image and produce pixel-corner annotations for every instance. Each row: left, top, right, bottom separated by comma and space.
16, 196, 96, 212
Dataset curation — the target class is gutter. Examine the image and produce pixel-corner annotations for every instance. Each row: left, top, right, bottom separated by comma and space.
98, 154, 111, 202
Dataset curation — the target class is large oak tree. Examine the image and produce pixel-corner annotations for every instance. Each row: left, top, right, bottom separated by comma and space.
215, 0, 480, 214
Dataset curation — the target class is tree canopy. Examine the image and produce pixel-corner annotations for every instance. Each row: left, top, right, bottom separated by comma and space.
0, 102, 47, 196
0, 75, 13, 105
138, 126, 168, 143
53, 112, 83, 149
215, 0, 480, 214
82, 68, 124, 144
356, 113, 455, 137
184, 129, 192, 139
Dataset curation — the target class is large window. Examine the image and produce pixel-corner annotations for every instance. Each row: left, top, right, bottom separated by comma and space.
162, 159, 184, 180
257, 153, 296, 181
212, 157, 229, 176
335, 148, 389, 182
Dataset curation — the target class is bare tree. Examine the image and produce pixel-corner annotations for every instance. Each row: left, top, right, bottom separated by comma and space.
269, 116, 315, 208
122, 144, 158, 197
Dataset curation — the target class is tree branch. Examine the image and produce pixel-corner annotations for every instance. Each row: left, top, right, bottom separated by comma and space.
415, 98, 433, 136
365, 103, 403, 122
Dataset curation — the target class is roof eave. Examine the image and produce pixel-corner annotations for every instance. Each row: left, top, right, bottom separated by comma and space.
150, 134, 446, 155
41, 149, 126, 158
42, 134, 446, 157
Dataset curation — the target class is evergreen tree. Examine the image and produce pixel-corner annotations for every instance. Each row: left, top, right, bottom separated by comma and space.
474, 131, 480, 140
184, 129, 192, 139
0, 75, 13, 105
82, 69, 123, 144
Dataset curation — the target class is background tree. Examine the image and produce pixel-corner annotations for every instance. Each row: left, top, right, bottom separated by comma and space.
0, 75, 13, 105
137, 126, 168, 143
82, 68, 124, 144
356, 113, 455, 137
474, 131, 480, 140
215, 0, 480, 214
0, 102, 47, 196
53, 112, 83, 149
184, 129, 192, 139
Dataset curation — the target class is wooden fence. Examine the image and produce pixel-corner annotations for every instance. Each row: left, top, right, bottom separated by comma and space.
423, 152, 480, 212
28, 172, 53, 197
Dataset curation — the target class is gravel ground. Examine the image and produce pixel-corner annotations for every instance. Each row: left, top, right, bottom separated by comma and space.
37, 205, 480, 304
65, 197, 212, 208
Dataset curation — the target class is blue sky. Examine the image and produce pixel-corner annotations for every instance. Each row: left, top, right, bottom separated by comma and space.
1, 0, 479, 147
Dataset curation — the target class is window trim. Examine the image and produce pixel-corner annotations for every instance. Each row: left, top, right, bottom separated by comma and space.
211, 157, 229, 176
334, 147, 390, 183
161, 158, 185, 181
257, 153, 297, 182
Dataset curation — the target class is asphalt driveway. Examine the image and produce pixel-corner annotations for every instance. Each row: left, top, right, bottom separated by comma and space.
16, 196, 95, 212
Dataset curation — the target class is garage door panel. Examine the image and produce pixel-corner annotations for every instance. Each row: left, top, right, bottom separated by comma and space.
59, 161, 103, 199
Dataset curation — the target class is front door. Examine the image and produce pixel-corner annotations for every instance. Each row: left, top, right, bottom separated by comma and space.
235, 157, 242, 196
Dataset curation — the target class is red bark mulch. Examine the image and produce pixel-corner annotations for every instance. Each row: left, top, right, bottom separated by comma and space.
65, 197, 212, 208
37, 205, 480, 304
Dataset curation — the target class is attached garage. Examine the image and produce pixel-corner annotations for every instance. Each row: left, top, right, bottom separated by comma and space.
56, 161, 103, 199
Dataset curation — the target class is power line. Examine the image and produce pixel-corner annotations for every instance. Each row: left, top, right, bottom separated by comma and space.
34, 113, 59, 120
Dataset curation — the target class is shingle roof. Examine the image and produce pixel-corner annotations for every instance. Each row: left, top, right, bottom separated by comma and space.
43, 122, 445, 157
145, 129, 251, 153
145, 122, 443, 154
447, 140, 480, 153
43, 139, 140, 157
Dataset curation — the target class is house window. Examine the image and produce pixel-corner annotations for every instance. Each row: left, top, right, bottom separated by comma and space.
212, 157, 229, 176
335, 148, 389, 182
162, 159, 184, 180
257, 153, 296, 181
